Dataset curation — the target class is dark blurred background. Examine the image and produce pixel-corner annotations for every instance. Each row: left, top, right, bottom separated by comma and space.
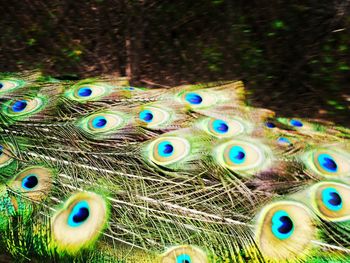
0, 1, 349, 125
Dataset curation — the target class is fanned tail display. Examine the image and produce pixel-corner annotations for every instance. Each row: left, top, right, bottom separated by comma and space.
0, 72, 349, 262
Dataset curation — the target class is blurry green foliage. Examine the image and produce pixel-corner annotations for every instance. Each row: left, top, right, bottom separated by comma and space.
26, 38, 36, 46
203, 47, 223, 72
273, 20, 285, 29
0, 0, 349, 124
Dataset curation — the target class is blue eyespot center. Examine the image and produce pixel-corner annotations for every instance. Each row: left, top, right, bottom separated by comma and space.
77, 87, 92, 97
11, 100, 27, 112
271, 210, 294, 240
92, 116, 107, 128
176, 254, 191, 263
139, 110, 154, 123
322, 188, 342, 211
290, 119, 303, 127
68, 200, 90, 227
21, 174, 38, 190
213, 119, 229, 134
229, 146, 246, 164
277, 137, 291, 145
158, 141, 174, 157
0, 83, 3, 89
318, 153, 338, 173
185, 93, 202, 105
265, 122, 276, 128
0, 145, 3, 156
123, 87, 136, 91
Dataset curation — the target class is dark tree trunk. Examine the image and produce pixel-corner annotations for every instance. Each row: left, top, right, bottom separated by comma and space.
125, 0, 144, 86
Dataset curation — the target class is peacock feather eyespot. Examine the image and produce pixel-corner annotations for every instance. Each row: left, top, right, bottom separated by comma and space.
51, 192, 108, 254
9, 166, 53, 201
21, 174, 39, 190
11, 100, 27, 112
67, 200, 90, 227
65, 81, 113, 102
317, 154, 337, 173
228, 145, 246, 164
209, 119, 230, 135
78, 110, 127, 136
122, 86, 143, 91
0, 78, 26, 94
214, 138, 271, 174
271, 210, 294, 240
290, 119, 303, 127
302, 148, 350, 177
255, 201, 315, 261
185, 93, 202, 105
2, 96, 47, 118
212, 119, 229, 133
139, 110, 153, 123
77, 86, 92, 97
178, 89, 218, 109
160, 245, 208, 263
91, 116, 107, 129
310, 182, 350, 222
276, 117, 321, 132
322, 187, 342, 211
198, 117, 247, 138
158, 141, 174, 157
265, 121, 276, 128
176, 254, 191, 263
137, 105, 172, 128
149, 136, 191, 166
277, 137, 292, 146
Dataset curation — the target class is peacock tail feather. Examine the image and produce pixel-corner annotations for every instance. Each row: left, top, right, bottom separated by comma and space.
0, 73, 350, 262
